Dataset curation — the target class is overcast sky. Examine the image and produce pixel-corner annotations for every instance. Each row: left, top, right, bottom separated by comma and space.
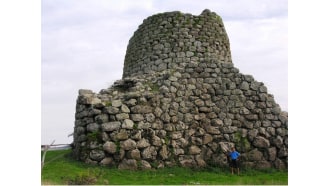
41, 0, 288, 144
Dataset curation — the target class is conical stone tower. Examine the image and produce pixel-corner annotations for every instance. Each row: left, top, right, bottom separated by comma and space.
72, 9, 288, 170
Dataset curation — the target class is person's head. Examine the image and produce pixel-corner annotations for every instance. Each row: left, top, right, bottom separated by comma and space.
231, 147, 235, 151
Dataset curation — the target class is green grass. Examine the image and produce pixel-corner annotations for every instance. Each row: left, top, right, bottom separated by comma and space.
41, 149, 288, 185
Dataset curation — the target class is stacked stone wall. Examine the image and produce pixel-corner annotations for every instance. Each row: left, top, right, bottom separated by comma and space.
123, 10, 232, 78
72, 9, 288, 170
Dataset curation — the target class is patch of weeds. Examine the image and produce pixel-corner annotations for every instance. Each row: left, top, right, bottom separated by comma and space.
145, 82, 160, 93
133, 123, 138, 130
164, 135, 170, 145
137, 160, 142, 169
185, 19, 191, 25
168, 146, 179, 164
86, 131, 102, 143
105, 101, 112, 107
175, 12, 183, 20
193, 19, 200, 26
67, 168, 104, 185
215, 15, 223, 23
150, 161, 159, 169
234, 131, 251, 152
115, 140, 121, 153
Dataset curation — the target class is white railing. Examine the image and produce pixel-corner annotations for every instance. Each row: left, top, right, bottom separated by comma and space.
41, 140, 72, 172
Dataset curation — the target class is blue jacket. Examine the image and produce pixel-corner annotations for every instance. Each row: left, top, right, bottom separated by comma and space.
229, 151, 240, 160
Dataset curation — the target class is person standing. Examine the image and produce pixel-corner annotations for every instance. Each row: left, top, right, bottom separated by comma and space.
229, 147, 240, 175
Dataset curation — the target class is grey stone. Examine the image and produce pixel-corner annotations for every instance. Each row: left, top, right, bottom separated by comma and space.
146, 113, 156, 122
103, 141, 117, 154
152, 135, 162, 146
245, 114, 258, 120
186, 51, 194, 57
89, 150, 105, 161
255, 161, 272, 169
243, 122, 254, 129
142, 146, 157, 159
126, 99, 137, 106
274, 158, 286, 169
130, 114, 144, 122
189, 145, 201, 155
203, 134, 213, 144
122, 119, 134, 129
100, 157, 113, 166
159, 145, 169, 160
88, 108, 102, 116
118, 159, 137, 170
259, 85, 267, 93
104, 106, 120, 114
267, 147, 277, 161
121, 104, 130, 113
95, 114, 109, 124
116, 113, 130, 120
137, 121, 151, 129
266, 127, 276, 136
116, 130, 129, 140
184, 113, 194, 123
112, 100, 122, 107
248, 129, 258, 141
205, 126, 220, 134
239, 107, 250, 115
194, 99, 205, 107
140, 160, 152, 169
262, 120, 271, 127
272, 136, 283, 148
131, 105, 153, 114
223, 118, 232, 126
179, 157, 196, 167
240, 81, 250, 90
121, 139, 137, 150
278, 147, 288, 158
250, 81, 260, 90
222, 126, 237, 133
211, 118, 224, 126
101, 122, 121, 132
276, 128, 287, 136
131, 130, 142, 140
85, 158, 98, 165
86, 123, 99, 132
199, 107, 211, 113
246, 148, 264, 161
245, 101, 256, 110
272, 121, 282, 128
77, 134, 87, 142
153, 44, 164, 50
154, 107, 163, 117
253, 136, 270, 148
75, 126, 85, 135
271, 106, 281, 115
137, 138, 150, 148
171, 131, 182, 139
79, 89, 93, 95
174, 148, 185, 155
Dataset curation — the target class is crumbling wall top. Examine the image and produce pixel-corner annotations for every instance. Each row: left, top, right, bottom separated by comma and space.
123, 9, 232, 78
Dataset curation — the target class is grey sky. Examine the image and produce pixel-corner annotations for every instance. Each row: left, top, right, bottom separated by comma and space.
42, 0, 287, 144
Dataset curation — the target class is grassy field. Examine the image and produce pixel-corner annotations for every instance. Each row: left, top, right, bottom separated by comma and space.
41, 149, 288, 185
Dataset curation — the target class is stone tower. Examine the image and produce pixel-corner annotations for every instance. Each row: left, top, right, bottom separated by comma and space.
123, 9, 232, 78
72, 9, 288, 170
